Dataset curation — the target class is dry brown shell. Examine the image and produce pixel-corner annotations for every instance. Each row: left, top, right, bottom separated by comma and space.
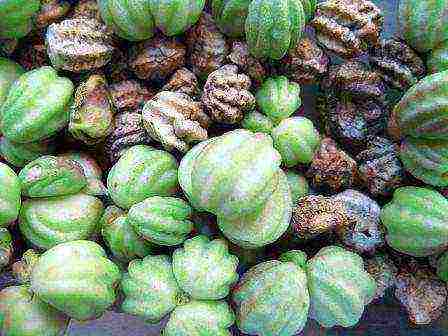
370, 38, 426, 90
46, 18, 114, 72
109, 80, 154, 114
162, 68, 200, 98
365, 254, 398, 301
290, 195, 350, 240
142, 91, 210, 153
128, 36, 186, 82
201, 64, 255, 124
104, 112, 152, 164
14, 34, 49, 70
228, 41, 266, 87
186, 13, 229, 78
69, 0, 102, 20
306, 137, 359, 194
312, 0, 383, 58
280, 37, 329, 84
395, 268, 447, 325
35, 0, 71, 29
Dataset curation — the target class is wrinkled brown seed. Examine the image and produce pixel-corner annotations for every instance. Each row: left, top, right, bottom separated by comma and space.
35, 0, 72, 29
202, 64, 255, 124
365, 254, 398, 301
162, 68, 200, 97
228, 41, 266, 87
109, 80, 154, 114
142, 91, 210, 153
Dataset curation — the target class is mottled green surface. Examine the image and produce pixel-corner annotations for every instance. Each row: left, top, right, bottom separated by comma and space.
59, 152, 108, 197
437, 250, 448, 282
380, 187, 448, 257
212, 0, 251, 37
0, 228, 12, 269
0, 285, 69, 336
0, 67, 73, 143
0, 162, 21, 227
428, 41, 448, 73
256, 76, 302, 124
272, 117, 321, 167
0, 57, 23, 108
121, 255, 182, 322
19, 194, 104, 250
241, 111, 275, 134
31, 240, 121, 321
173, 236, 239, 300
217, 170, 292, 248
0, 0, 40, 39
98, 0, 155, 41
163, 300, 234, 336
179, 130, 282, 220
128, 196, 194, 246
19, 155, 87, 198
306, 246, 377, 328
0, 137, 55, 168
101, 209, 153, 263
107, 145, 179, 209
285, 170, 309, 203
245, 0, 305, 60
398, 0, 448, 53
300, 0, 317, 22
232, 257, 309, 336
149, 0, 205, 36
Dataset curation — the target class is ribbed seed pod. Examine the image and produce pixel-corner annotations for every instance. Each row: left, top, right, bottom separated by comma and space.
46, 18, 114, 72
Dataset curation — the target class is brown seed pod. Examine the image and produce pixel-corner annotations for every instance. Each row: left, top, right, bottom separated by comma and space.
306, 137, 359, 194
104, 112, 152, 164
290, 195, 350, 241
356, 136, 405, 197
312, 0, 383, 58
46, 18, 114, 72
227, 41, 266, 87
109, 80, 155, 114
104, 48, 133, 83
201, 64, 255, 124
69, 0, 101, 20
35, 0, 72, 29
162, 68, 200, 98
280, 37, 329, 85
128, 36, 186, 83
69, 74, 114, 145
365, 254, 398, 301
186, 13, 229, 79
142, 91, 210, 153
370, 38, 426, 91
14, 34, 49, 70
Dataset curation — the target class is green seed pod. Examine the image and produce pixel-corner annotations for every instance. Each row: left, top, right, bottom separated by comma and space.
0, 228, 12, 269
0, 285, 70, 336
19, 194, 104, 250
107, 145, 179, 209
380, 187, 448, 257
245, 0, 306, 60
178, 129, 282, 220
121, 255, 184, 322
59, 152, 107, 197
69, 74, 114, 145
163, 300, 235, 336
271, 117, 321, 167
212, 0, 251, 38
241, 111, 275, 134
12, 249, 40, 285
437, 250, 448, 282
0, 137, 55, 168
232, 251, 309, 336
19, 155, 87, 198
428, 41, 448, 74
98, 0, 155, 41
285, 170, 309, 203
217, 170, 292, 249
0, 67, 73, 143
128, 196, 193, 246
0, 162, 21, 227
0, 0, 40, 39
256, 76, 302, 124
0, 57, 24, 108
101, 207, 153, 263
398, 0, 448, 53
149, 0, 206, 36
306, 246, 376, 328
172, 235, 239, 300
30, 240, 121, 321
